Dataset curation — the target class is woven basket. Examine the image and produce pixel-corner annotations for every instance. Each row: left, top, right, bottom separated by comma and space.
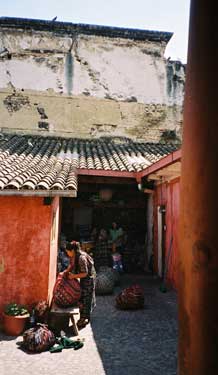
99, 266, 121, 286
95, 272, 114, 295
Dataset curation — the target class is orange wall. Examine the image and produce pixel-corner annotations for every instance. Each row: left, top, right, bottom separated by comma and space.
0, 196, 59, 313
153, 178, 180, 289
48, 196, 59, 304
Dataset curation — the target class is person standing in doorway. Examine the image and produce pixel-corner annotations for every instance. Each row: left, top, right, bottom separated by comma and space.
109, 222, 124, 254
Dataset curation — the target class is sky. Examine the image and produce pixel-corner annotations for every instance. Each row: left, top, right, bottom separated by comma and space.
0, 0, 190, 62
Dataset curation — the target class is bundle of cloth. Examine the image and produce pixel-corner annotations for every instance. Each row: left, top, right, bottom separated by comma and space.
53, 272, 81, 307
115, 284, 144, 310
21, 324, 84, 353
34, 300, 49, 324
22, 324, 56, 353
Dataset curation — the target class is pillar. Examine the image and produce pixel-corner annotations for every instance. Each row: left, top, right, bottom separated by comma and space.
178, 0, 218, 374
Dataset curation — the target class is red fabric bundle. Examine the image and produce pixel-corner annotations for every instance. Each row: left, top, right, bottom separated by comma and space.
115, 284, 144, 310
35, 300, 49, 323
53, 273, 81, 307
22, 324, 55, 352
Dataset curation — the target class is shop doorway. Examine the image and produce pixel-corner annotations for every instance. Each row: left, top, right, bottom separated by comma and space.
60, 183, 149, 273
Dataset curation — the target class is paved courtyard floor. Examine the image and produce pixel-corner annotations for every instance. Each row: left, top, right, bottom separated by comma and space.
1, 274, 178, 375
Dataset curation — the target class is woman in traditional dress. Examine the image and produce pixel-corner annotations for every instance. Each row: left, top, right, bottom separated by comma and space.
64, 241, 96, 329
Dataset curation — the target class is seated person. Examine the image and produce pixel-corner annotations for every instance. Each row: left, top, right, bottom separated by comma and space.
111, 245, 124, 273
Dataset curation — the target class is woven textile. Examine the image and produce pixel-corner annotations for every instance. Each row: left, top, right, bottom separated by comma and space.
116, 284, 144, 310
98, 266, 114, 281
98, 266, 120, 285
35, 300, 49, 323
22, 324, 55, 353
95, 272, 114, 295
53, 273, 81, 307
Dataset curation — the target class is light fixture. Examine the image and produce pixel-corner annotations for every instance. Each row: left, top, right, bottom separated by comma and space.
99, 188, 113, 201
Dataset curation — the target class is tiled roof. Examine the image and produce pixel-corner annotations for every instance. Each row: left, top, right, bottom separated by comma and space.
0, 134, 178, 193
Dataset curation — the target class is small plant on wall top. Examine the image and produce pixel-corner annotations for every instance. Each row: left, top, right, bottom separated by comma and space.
4, 303, 28, 316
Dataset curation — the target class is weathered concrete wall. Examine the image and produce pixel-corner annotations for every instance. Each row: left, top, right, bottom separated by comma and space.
0, 196, 59, 312
0, 27, 185, 142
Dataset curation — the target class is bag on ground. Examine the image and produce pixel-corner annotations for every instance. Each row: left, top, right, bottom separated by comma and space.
115, 284, 144, 310
22, 324, 55, 352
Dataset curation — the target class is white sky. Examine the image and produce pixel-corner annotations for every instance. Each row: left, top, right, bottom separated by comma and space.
0, 0, 190, 62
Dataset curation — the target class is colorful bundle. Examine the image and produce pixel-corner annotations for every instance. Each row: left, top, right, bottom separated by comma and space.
22, 324, 55, 352
34, 300, 49, 323
53, 273, 81, 307
115, 284, 144, 310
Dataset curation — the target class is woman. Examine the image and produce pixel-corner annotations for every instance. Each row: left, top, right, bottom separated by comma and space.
64, 241, 96, 329
109, 222, 124, 254
93, 228, 111, 271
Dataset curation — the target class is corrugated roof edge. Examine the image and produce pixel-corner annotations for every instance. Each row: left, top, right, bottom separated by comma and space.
0, 17, 173, 43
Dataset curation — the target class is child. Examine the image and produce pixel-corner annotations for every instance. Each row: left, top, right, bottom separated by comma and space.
112, 244, 123, 273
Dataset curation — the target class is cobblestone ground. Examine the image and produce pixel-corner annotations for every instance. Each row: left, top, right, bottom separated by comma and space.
1, 274, 177, 375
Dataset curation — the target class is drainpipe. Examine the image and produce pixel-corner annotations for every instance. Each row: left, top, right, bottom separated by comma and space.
178, 1, 218, 374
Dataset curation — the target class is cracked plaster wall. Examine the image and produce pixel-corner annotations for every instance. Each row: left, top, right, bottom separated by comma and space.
0, 29, 185, 142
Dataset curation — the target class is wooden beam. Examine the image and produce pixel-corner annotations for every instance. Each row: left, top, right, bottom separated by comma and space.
78, 175, 136, 185
78, 169, 135, 179
0, 190, 77, 197
139, 149, 182, 178
147, 174, 162, 181
143, 188, 154, 194
155, 170, 180, 177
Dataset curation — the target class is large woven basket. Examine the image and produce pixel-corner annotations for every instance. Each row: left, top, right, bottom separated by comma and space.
95, 272, 114, 295
98, 266, 121, 286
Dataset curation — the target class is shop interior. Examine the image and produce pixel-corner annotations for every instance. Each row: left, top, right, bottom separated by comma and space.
60, 178, 148, 273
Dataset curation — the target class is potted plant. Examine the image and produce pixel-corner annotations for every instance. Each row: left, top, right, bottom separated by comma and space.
3, 303, 30, 336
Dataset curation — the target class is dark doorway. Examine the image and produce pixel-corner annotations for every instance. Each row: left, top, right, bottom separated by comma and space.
60, 182, 148, 273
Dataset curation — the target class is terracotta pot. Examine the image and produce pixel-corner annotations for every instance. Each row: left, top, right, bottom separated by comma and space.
3, 313, 30, 336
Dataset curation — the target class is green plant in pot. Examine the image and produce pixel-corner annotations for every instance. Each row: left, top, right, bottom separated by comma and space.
3, 303, 30, 336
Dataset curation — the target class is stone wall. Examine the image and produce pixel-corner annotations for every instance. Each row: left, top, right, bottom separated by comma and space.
0, 19, 185, 142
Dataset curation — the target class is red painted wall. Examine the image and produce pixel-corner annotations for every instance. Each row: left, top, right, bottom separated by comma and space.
153, 178, 180, 289
0, 196, 59, 313
48, 197, 59, 304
